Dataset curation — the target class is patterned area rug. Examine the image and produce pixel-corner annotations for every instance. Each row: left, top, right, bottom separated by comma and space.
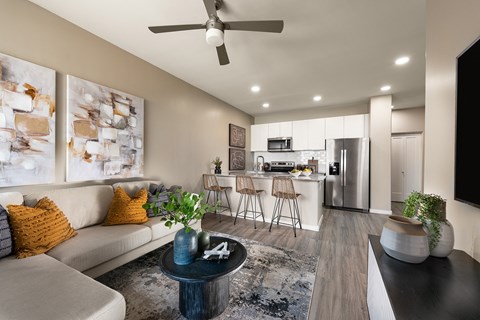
96, 232, 318, 320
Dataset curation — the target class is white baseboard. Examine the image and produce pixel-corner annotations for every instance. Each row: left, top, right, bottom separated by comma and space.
369, 208, 392, 215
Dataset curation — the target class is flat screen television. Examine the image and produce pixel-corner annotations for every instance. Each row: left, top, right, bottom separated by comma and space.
455, 36, 480, 208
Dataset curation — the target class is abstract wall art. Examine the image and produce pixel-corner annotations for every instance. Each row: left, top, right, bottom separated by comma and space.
0, 52, 56, 187
229, 148, 245, 171
66, 75, 144, 182
229, 123, 246, 148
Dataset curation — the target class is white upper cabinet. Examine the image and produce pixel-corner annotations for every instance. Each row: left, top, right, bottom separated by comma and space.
308, 118, 326, 149
325, 114, 368, 139
344, 114, 366, 138
292, 120, 309, 150
268, 121, 292, 138
250, 124, 268, 151
292, 118, 325, 150
325, 116, 344, 139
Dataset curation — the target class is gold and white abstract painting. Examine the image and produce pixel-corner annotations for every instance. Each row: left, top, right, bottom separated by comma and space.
66, 75, 144, 182
0, 52, 56, 187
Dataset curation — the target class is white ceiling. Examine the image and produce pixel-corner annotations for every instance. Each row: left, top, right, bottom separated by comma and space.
28, 0, 426, 116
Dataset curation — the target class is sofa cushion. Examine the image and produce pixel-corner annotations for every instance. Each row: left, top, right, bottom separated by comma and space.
24, 185, 114, 230
103, 187, 148, 225
7, 197, 77, 259
46, 223, 151, 272
144, 216, 185, 240
0, 254, 125, 320
0, 205, 12, 258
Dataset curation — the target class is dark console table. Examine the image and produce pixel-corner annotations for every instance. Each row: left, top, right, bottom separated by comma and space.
367, 235, 480, 320
159, 236, 247, 320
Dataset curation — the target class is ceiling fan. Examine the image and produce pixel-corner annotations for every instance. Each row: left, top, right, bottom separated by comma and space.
148, 0, 284, 65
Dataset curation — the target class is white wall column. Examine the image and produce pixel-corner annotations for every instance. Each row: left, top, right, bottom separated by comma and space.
369, 95, 392, 214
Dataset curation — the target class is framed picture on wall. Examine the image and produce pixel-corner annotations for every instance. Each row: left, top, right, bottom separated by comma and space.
229, 148, 245, 170
229, 123, 246, 148
0, 52, 56, 187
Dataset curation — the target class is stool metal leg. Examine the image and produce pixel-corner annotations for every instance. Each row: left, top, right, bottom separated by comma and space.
286, 198, 296, 237
256, 193, 265, 222
223, 189, 232, 216
234, 194, 244, 225
294, 198, 302, 229
269, 197, 279, 232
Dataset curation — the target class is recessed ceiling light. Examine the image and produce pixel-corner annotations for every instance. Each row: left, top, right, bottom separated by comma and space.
313, 95, 322, 101
250, 85, 260, 93
381, 85, 391, 92
395, 56, 410, 65
262, 103, 270, 108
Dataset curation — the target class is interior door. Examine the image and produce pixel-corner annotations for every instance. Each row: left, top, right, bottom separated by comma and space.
391, 134, 423, 201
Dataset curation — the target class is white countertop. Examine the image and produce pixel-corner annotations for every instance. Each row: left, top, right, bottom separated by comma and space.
216, 172, 326, 182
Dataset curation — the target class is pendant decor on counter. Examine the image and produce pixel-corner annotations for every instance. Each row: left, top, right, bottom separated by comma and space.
173, 227, 198, 265
380, 215, 429, 264
429, 220, 454, 258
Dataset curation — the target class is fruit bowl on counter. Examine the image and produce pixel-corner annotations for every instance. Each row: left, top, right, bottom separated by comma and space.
301, 169, 312, 176
289, 169, 301, 177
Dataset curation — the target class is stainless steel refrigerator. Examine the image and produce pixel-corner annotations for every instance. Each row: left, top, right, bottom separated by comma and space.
325, 138, 369, 211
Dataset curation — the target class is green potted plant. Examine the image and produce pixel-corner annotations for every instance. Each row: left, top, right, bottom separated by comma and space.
212, 156, 222, 174
143, 188, 212, 265
402, 191, 454, 257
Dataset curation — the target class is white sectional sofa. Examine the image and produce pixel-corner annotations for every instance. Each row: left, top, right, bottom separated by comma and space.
0, 180, 201, 320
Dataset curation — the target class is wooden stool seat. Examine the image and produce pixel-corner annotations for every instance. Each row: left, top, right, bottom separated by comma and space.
202, 174, 232, 219
234, 175, 265, 229
269, 176, 302, 237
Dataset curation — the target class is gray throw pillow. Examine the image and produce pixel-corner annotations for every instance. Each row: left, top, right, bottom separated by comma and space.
0, 205, 13, 258
147, 183, 182, 218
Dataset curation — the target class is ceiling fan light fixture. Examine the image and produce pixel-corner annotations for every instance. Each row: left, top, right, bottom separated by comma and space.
206, 28, 224, 47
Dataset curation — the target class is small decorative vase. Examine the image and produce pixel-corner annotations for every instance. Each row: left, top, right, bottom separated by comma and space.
214, 167, 221, 174
197, 231, 210, 251
430, 220, 454, 258
174, 227, 198, 265
380, 215, 430, 264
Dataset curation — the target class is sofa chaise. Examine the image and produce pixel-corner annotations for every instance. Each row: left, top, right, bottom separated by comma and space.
0, 180, 201, 320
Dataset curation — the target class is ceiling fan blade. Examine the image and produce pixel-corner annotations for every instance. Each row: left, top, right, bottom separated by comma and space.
203, 0, 217, 18
224, 20, 284, 33
216, 44, 230, 65
148, 24, 205, 34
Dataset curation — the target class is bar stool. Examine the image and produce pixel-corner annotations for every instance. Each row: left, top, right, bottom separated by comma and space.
202, 174, 232, 220
269, 176, 302, 237
234, 175, 265, 229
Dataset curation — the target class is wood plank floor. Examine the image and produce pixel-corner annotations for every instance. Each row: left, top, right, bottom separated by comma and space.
201, 203, 404, 320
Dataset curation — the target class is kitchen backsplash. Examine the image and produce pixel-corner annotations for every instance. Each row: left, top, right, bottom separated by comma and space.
253, 150, 326, 173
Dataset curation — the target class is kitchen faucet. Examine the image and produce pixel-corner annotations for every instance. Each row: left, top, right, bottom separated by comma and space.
255, 155, 265, 174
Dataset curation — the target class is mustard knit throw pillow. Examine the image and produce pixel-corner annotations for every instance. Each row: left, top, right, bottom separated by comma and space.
7, 197, 77, 259
103, 187, 148, 225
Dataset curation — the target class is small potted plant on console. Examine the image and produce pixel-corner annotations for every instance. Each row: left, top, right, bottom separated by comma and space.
402, 191, 454, 257
212, 157, 222, 174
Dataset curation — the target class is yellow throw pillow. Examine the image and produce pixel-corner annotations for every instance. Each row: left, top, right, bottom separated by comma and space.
103, 187, 148, 225
7, 197, 77, 259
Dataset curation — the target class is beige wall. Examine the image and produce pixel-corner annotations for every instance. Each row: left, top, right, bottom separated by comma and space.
426, 0, 480, 260
369, 95, 392, 214
392, 107, 425, 134
254, 103, 368, 124
0, 0, 253, 194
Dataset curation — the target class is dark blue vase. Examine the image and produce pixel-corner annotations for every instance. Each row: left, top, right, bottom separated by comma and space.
174, 227, 198, 265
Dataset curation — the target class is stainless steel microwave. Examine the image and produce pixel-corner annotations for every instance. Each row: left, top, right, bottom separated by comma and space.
267, 137, 293, 152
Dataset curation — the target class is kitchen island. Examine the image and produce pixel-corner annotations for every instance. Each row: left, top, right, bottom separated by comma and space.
212, 172, 325, 232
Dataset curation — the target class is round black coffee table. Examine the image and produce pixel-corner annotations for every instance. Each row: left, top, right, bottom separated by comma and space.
159, 236, 247, 320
